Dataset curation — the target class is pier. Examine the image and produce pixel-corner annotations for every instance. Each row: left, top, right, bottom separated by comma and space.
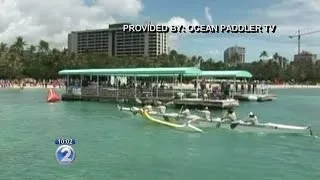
59, 67, 200, 104
58, 68, 247, 109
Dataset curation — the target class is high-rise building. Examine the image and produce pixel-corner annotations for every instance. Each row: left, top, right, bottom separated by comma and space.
67, 23, 168, 57
223, 46, 246, 65
294, 51, 317, 63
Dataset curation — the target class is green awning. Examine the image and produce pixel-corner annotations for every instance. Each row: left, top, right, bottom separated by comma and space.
184, 70, 252, 78
58, 67, 201, 76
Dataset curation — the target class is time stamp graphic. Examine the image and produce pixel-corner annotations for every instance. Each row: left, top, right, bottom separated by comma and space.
54, 138, 76, 165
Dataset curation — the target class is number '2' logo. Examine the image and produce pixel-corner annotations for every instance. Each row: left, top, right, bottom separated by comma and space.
55, 145, 76, 165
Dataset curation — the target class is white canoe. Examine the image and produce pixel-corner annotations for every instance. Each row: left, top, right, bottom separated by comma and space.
224, 122, 312, 135
188, 118, 312, 135
117, 105, 179, 119
117, 105, 140, 114
197, 120, 313, 135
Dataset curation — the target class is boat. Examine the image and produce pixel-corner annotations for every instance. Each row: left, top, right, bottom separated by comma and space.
117, 105, 184, 121
222, 121, 313, 135
140, 109, 203, 133
117, 105, 312, 135
117, 105, 140, 114
234, 93, 276, 102
180, 116, 312, 135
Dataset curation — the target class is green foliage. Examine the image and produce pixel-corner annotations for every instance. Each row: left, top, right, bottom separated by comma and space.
0, 37, 319, 83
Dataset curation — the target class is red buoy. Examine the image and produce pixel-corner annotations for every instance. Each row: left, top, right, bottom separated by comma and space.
47, 88, 60, 103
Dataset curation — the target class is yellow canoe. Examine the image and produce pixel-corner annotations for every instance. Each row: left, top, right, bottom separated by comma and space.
141, 109, 203, 133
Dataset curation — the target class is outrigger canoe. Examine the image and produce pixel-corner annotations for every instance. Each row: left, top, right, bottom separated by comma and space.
189, 119, 313, 135
224, 121, 313, 135
117, 105, 312, 135
117, 105, 203, 132
117, 105, 183, 121
140, 109, 203, 133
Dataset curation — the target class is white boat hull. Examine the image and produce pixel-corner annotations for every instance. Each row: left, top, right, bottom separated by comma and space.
213, 121, 311, 135
117, 105, 312, 135
188, 118, 312, 135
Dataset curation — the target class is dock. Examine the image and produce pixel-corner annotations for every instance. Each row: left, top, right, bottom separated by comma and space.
58, 68, 255, 109
174, 98, 239, 109
234, 93, 277, 102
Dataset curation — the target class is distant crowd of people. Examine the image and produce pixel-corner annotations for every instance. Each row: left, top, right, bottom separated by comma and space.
196, 79, 269, 100
0, 79, 65, 88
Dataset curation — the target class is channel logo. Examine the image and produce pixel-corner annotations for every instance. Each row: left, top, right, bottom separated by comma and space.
55, 145, 76, 165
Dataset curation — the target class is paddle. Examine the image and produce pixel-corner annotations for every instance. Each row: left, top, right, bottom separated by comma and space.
230, 119, 248, 129
230, 122, 240, 129
179, 105, 184, 113
163, 116, 170, 122
308, 125, 313, 136
216, 119, 222, 128
186, 120, 203, 133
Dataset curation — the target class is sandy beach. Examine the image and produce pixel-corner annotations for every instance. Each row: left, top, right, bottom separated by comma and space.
1, 85, 65, 89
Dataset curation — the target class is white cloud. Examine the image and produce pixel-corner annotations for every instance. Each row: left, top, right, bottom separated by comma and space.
207, 49, 219, 55
160, 17, 199, 28
0, 0, 143, 47
204, 6, 213, 24
159, 17, 200, 50
250, 0, 320, 36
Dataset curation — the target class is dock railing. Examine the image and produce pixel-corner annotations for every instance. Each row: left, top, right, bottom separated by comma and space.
67, 86, 198, 100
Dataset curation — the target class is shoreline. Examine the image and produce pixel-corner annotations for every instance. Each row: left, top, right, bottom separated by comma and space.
1, 84, 320, 89
0, 85, 65, 89
268, 85, 320, 89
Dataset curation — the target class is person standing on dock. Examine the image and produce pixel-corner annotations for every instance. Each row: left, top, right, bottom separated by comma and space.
248, 82, 252, 94
240, 83, 244, 94
200, 79, 207, 100
253, 81, 257, 94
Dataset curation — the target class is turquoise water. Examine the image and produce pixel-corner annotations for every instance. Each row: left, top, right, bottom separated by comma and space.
0, 88, 319, 180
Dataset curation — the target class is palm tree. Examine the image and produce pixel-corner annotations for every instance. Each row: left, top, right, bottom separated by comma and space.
196, 56, 203, 69
38, 40, 49, 53
27, 45, 37, 53
0, 43, 7, 52
10, 36, 26, 56
259, 51, 268, 61
0, 42, 7, 58
273, 52, 279, 61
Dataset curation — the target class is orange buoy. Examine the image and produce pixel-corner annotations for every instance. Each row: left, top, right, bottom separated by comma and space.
47, 88, 60, 103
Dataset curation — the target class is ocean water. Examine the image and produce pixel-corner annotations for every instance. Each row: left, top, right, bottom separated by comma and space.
0, 88, 319, 180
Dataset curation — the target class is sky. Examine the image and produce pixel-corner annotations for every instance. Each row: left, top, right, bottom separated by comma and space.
0, 0, 320, 62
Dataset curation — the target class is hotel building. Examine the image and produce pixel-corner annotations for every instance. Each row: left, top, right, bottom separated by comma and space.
68, 23, 168, 58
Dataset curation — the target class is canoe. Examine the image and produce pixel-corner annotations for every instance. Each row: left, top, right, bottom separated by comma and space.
140, 110, 203, 133
224, 121, 313, 135
188, 118, 312, 135
117, 105, 140, 114
188, 118, 222, 128
117, 105, 182, 121
147, 112, 185, 123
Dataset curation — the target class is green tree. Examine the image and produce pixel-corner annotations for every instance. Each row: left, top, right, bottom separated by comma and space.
259, 51, 268, 61
0, 36, 319, 83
